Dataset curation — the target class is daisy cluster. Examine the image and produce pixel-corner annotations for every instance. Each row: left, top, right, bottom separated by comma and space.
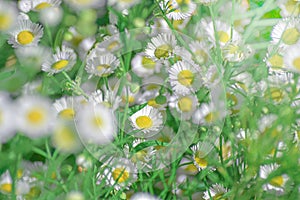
0, 0, 300, 199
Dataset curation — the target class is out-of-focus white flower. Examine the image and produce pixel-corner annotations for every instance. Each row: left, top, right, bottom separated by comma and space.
192, 102, 226, 125
39, 6, 63, 26
64, 0, 106, 11
277, 0, 300, 17
65, 191, 85, 200
16, 95, 56, 138
15, 46, 52, 71
283, 43, 300, 73
130, 192, 160, 200
191, 141, 215, 171
18, 0, 61, 13
75, 102, 116, 145
0, 93, 16, 143
169, 94, 198, 120
0, 1, 18, 32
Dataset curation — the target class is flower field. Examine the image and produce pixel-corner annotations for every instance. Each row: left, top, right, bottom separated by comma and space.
0, 0, 300, 199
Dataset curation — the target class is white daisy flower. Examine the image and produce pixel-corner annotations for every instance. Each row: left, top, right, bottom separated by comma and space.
97, 158, 137, 190
0, 1, 18, 32
8, 18, 43, 48
172, 17, 192, 31
129, 105, 163, 137
51, 121, 82, 153
260, 163, 289, 193
16, 95, 56, 138
271, 18, 300, 48
173, 45, 192, 62
202, 64, 223, 88
168, 60, 202, 95
39, 6, 63, 26
90, 89, 121, 111
189, 41, 210, 65
283, 43, 300, 73
192, 102, 226, 125
95, 35, 123, 53
222, 41, 253, 62
205, 20, 241, 47
177, 157, 198, 175
145, 33, 177, 61
53, 96, 76, 120
130, 192, 160, 200
161, 0, 196, 20
42, 46, 77, 75
75, 102, 115, 145
64, 0, 106, 11
0, 170, 30, 196
278, 0, 300, 17
131, 53, 161, 77
0, 93, 16, 143
169, 94, 198, 120
85, 51, 120, 78
124, 138, 155, 170
18, 0, 62, 13
264, 45, 286, 73
15, 45, 52, 71
120, 86, 140, 106
191, 141, 215, 171
203, 184, 228, 200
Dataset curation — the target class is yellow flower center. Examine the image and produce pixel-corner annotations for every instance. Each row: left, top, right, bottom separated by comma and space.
205, 112, 218, 123
107, 41, 120, 51
292, 57, 300, 70
268, 54, 283, 68
178, 97, 193, 112
147, 99, 160, 108
184, 163, 198, 173
265, 87, 284, 102
194, 49, 208, 64
17, 31, 34, 45
112, 167, 129, 183
53, 126, 76, 150
25, 186, 41, 199
285, 0, 300, 15
136, 116, 153, 129
0, 14, 12, 31
27, 108, 45, 125
177, 69, 194, 86
59, 108, 75, 120
141, 56, 156, 69
282, 28, 300, 45
269, 175, 284, 187
154, 44, 172, 59
131, 150, 147, 163
0, 183, 12, 193
217, 31, 230, 43
175, 0, 190, 12
93, 116, 103, 128
194, 156, 208, 168
17, 169, 23, 179
52, 60, 69, 70
226, 92, 238, 106
96, 64, 110, 72
35, 2, 52, 10
213, 193, 225, 200
122, 95, 135, 104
